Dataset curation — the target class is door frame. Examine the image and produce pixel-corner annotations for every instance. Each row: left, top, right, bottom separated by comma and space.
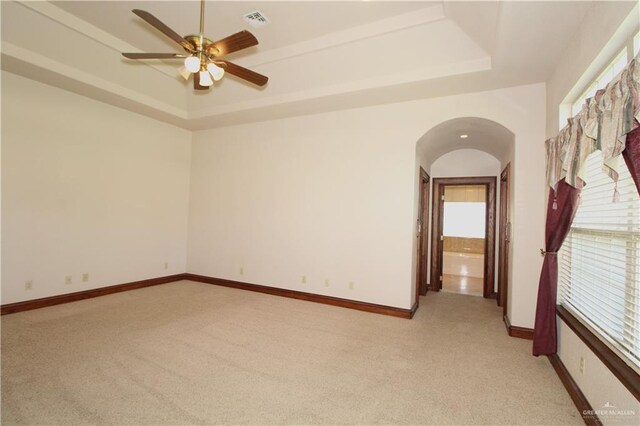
416, 168, 431, 301
429, 176, 497, 298
497, 163, 511, 315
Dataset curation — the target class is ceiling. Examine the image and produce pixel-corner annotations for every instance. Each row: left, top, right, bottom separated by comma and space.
1, 1, 634, 130
417, 117, 514, 167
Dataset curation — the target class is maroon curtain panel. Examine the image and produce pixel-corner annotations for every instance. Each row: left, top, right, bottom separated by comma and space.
532, 179, 581, 356
533, 126, 639, 356
623, 127, 640, 192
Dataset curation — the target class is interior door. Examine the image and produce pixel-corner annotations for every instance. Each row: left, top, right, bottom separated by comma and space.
430, 176, 496, 296
418, 169, 430, 296
497, 163, 511, 315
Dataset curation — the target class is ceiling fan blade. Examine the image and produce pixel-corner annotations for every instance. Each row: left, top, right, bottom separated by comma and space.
194, 72, 210, 91
122, 53, 187, 59
217, 61, 268, 87
207, 31, 258, 56
132, 9, 195, 52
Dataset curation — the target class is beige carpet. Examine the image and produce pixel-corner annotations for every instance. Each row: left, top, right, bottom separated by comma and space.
1, 281, 581, 425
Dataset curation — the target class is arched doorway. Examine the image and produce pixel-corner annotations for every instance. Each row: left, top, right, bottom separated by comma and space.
414, 118, 515, 313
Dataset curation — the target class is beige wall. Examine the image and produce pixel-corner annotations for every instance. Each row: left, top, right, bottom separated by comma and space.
557, 322, 639, 422
443, 185, 485, 202
188, 84, 545, 325
443, 237, 484, 255
1, 71, 192, 304
1, 73, 544, 330
546, 1, 637, 136
430, 149, 502, 177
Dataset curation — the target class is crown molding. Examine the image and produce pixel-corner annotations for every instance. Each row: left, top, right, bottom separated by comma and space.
241, 4, 447, 68
189, 56, 491, 119
1, 41, 189, 122
16, 0, 177, 80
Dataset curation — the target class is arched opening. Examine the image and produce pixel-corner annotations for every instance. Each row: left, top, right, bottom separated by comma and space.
413, 117, 515, 314
416, 117, 515, 169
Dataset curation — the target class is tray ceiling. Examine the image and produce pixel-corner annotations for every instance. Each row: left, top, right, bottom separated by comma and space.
2, 1, 629, 129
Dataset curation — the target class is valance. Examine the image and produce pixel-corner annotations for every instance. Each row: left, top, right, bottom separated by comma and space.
545, 53, 640, 191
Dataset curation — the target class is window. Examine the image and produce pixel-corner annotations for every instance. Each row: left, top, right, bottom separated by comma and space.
558, 152, 640, 369
571, 49, 628, 116
634, 30, 640, 57
443, 202, 485, 238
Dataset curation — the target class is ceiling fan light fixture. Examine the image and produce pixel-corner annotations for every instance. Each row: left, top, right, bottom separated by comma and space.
207, 62, 225, 81
121, 0, 268, 90
178, 65, 191, 80
184, 56, 201, 73
199, 69, 214, 86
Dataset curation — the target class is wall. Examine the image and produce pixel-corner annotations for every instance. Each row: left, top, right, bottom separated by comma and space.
188, 83, 546, 324
546, 1, 637, 136
545, 3, 639, 422
557, 322, 639, 422
442, 184, 486, 202
430, 149, 501, 177
1, 76, 544, 328
443, 238, 484, 255
188, 108, 416, 309
1, 71, 192, 304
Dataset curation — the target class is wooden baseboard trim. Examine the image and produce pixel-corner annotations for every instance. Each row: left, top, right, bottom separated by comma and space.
1, 274, 188, 315
184, 273, 415, 319
503, 315, 534, 340
408, 300, 419, 319
548, 354, 602, 425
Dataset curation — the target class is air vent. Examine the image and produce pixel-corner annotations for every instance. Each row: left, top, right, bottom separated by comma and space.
242, 10, 269, 28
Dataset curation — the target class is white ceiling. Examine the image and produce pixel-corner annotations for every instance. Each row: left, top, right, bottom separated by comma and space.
1, 1, 635, 130
417, 117, 514, 167
52, 1, 432, 56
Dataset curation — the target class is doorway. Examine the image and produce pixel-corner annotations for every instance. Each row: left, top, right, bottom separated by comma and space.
442, 184, 485, 296
497, 163, 511, 315
430, 177, 496, 298
416, 168, 430, 300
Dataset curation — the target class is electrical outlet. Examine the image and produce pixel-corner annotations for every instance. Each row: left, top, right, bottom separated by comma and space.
324, 279, 330, 287
24, 280, 33, 291
349, 281, 355, 290
579, 357, 585, 374
82, 273, 89, 282
65, 276, 72, 285
302, 276, 307, 284
240, 266, 244, 275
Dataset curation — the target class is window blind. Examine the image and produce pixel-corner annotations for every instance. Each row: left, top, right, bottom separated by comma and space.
558, 150, 640, 369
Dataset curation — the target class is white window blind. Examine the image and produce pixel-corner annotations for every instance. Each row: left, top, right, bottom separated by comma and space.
559, 150, 640, 369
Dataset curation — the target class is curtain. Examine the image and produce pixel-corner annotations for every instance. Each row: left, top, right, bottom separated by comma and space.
532, 180, 581, 355
623, 127, 640, 192
534, 54, 639, 356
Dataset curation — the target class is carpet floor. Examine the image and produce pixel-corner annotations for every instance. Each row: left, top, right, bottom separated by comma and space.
1, 280, 581, 425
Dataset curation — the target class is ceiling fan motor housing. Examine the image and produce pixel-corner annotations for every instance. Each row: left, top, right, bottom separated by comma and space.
184, 35, 218, 55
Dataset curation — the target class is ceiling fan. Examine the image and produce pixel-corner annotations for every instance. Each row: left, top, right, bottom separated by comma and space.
122, 0, 268, 91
